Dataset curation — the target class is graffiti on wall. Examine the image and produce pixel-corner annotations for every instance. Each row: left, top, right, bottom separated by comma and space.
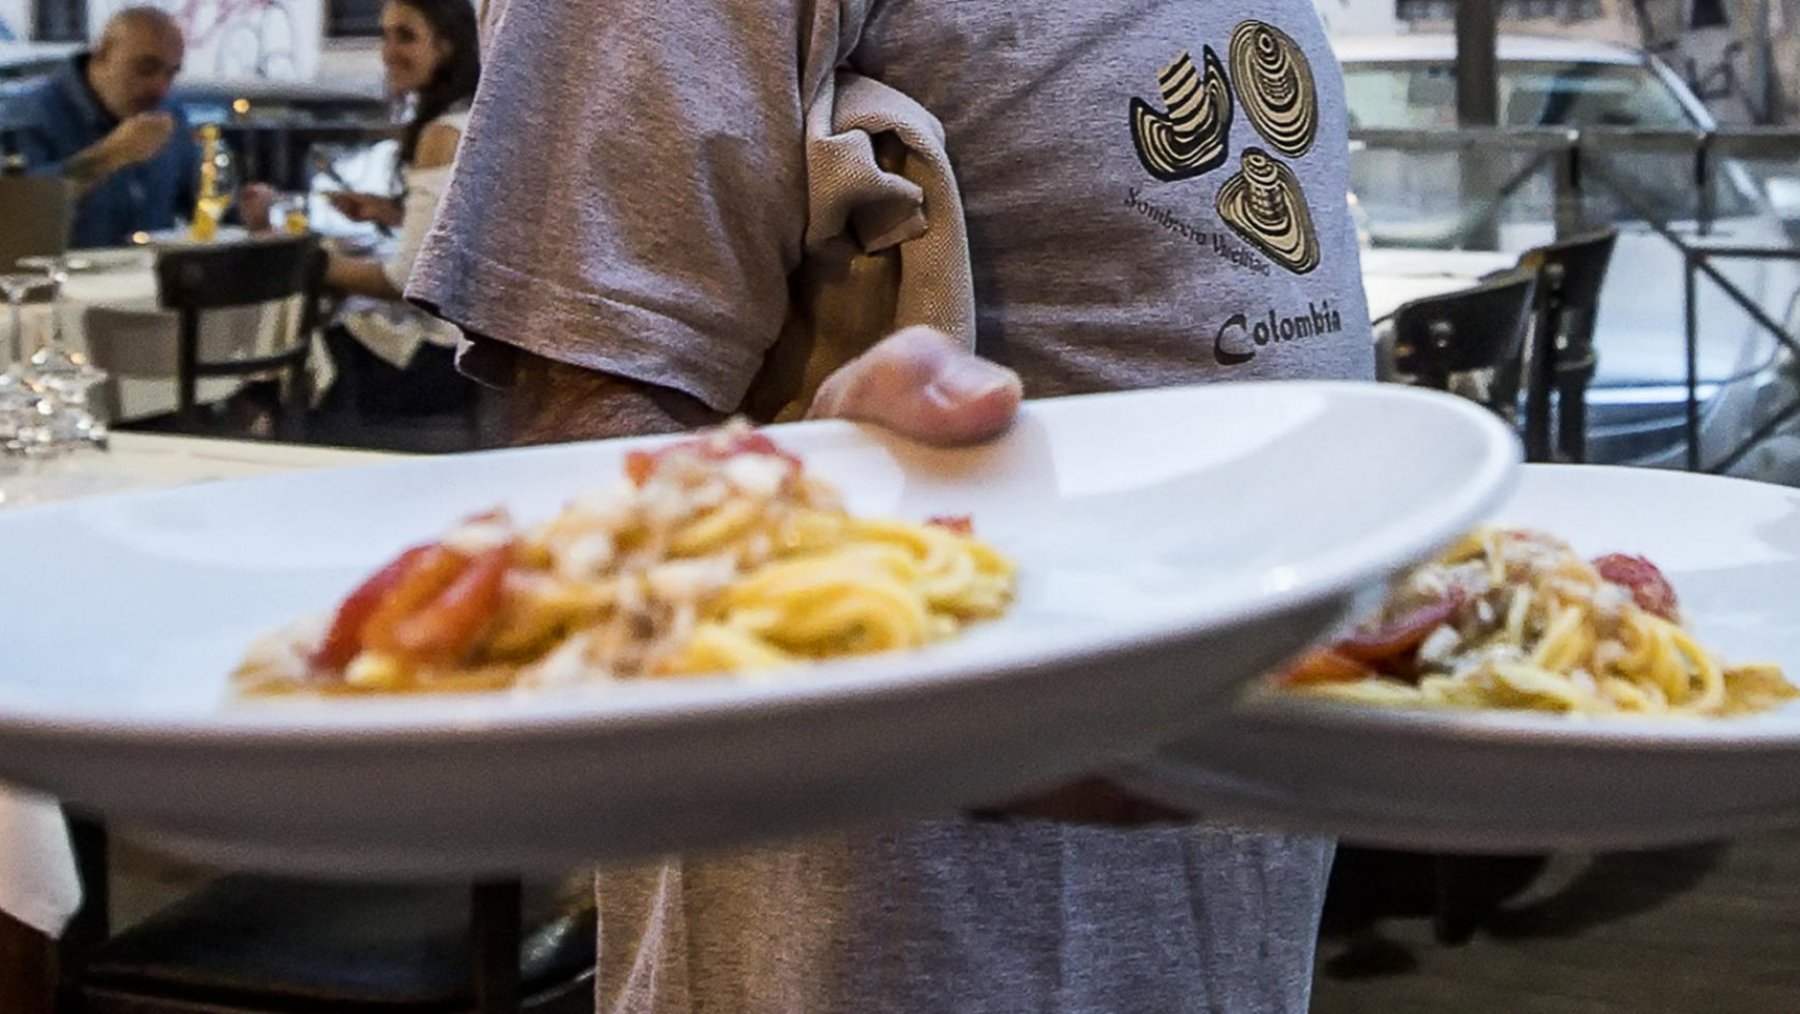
0, 0, 29, 41
88, 0, 320, 80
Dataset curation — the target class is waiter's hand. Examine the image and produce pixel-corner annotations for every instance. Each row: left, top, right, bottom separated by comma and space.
807, 326, 1021, 445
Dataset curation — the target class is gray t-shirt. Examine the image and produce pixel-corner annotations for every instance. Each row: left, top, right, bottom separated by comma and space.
413, 1, 1371, 1011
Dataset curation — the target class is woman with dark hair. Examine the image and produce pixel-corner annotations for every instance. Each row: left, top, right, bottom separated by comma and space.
244, 0, 482, 423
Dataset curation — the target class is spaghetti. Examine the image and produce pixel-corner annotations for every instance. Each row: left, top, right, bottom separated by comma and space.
236, 423, 1015, 696
1278, 526, 1794, 717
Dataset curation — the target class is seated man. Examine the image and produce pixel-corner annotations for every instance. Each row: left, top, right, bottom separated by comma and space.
10, 7, 198, 248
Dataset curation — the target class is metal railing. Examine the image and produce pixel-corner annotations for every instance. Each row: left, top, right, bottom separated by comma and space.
1350, 125, 1800, 475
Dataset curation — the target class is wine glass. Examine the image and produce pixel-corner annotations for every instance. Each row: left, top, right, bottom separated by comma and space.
0, 272, 51, 466
0, 272, 47, 379
15, 256, 107, 410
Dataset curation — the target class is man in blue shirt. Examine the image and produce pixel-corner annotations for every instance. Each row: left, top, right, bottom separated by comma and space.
11, 7, 199, 248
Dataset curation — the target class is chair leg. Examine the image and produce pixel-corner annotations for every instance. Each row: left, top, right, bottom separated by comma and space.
280, 362, 312, 443
1555, 360, 1595, 464
471, 879, 522, 1014
1431, 854, 1486, 945
1522, 314, 1558, 463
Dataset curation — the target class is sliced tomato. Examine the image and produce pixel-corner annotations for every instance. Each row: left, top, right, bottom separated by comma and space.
387, 543, 515, 667
359, 545, 471, 657
625, 428, 800, 487
1334, 589, 1466, 665
927, 514, 975, 536
1278, 648, 1376, 687
309, 543, 436, 672
625, 450, 659, 487
1592, 553, 1680, 620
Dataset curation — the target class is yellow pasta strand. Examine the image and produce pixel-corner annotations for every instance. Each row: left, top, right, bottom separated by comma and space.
1280, 525, 1794, 719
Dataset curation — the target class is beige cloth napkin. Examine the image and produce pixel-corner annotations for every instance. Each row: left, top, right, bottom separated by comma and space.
0, 787, 82, 936
743, 69, 977, 421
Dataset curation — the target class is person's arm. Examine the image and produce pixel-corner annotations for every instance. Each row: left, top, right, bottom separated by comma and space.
410, 122, 458, 173
322, 122, 467, 301
25, 112, 176, 196
325, 191, 404, 227
407, 0, 860, 441
500, 351, 725, 445
325, 253, 403, 299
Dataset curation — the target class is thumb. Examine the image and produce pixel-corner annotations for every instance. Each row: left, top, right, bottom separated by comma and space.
808, 326, 1022, 446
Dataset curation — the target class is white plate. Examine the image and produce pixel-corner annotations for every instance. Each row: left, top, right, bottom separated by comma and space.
0, 383, 1517, 875
136, 226, 252, 250
57, 249, 156, 273
1126, 464, 1800, 853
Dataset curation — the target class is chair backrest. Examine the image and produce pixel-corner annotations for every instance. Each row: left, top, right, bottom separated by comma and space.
152, 236, 326, 425
0, 176, 73, 271
1518, 228, 1615, 331
1389, 269, 1539, 421
1517, 227, 1618, 461
155, 235, 323, 313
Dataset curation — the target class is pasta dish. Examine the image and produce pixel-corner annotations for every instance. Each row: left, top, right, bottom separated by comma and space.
1277, 526, 1794, 716
236, 423, 1015, 696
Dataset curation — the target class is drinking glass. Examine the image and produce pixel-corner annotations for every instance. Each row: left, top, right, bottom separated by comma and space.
0, 272, 46, 379
276, 192, 311, 235
14, 256, 107, 411
0, 271, 50, 462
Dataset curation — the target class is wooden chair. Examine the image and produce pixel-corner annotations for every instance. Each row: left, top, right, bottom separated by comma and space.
1387, 268, 1539, 422
100, 236, 326, 440
0, 176, 73, 272
1517, 228, 1618, 463
59, 816, 596, 1014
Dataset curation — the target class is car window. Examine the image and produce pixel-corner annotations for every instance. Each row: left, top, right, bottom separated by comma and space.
1344, 60, 1698, 130
1497, 62, 1696, 128
1343, 60, 1699, 129
1343, 58, 1755, 228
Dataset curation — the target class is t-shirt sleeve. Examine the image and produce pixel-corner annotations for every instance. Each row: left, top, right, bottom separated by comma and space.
409, 0, 863, 413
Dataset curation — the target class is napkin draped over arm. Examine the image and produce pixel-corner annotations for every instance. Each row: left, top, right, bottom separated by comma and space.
741, 70, 976, 421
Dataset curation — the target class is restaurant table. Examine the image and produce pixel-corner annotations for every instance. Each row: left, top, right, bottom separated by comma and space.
0, 435, 399, 938
12, 240, 315, 424
1360, 247, 1520, 322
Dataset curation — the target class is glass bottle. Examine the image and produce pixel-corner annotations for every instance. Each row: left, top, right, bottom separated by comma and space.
191, 125, 238, 242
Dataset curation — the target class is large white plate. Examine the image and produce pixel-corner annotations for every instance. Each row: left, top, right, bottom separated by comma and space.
1126, 464, 1800, 853
0, 383, 1516, 875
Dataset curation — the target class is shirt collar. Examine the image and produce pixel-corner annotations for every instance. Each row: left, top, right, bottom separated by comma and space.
53, 54, 120, 134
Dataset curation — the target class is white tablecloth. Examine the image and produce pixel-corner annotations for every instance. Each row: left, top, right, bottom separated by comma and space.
0, 435, 398, 935
12, 248, 308, 423
1359, 247, 1520, 322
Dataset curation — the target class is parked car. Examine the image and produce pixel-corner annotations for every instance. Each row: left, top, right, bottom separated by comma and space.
1335, 34, 1800, 483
